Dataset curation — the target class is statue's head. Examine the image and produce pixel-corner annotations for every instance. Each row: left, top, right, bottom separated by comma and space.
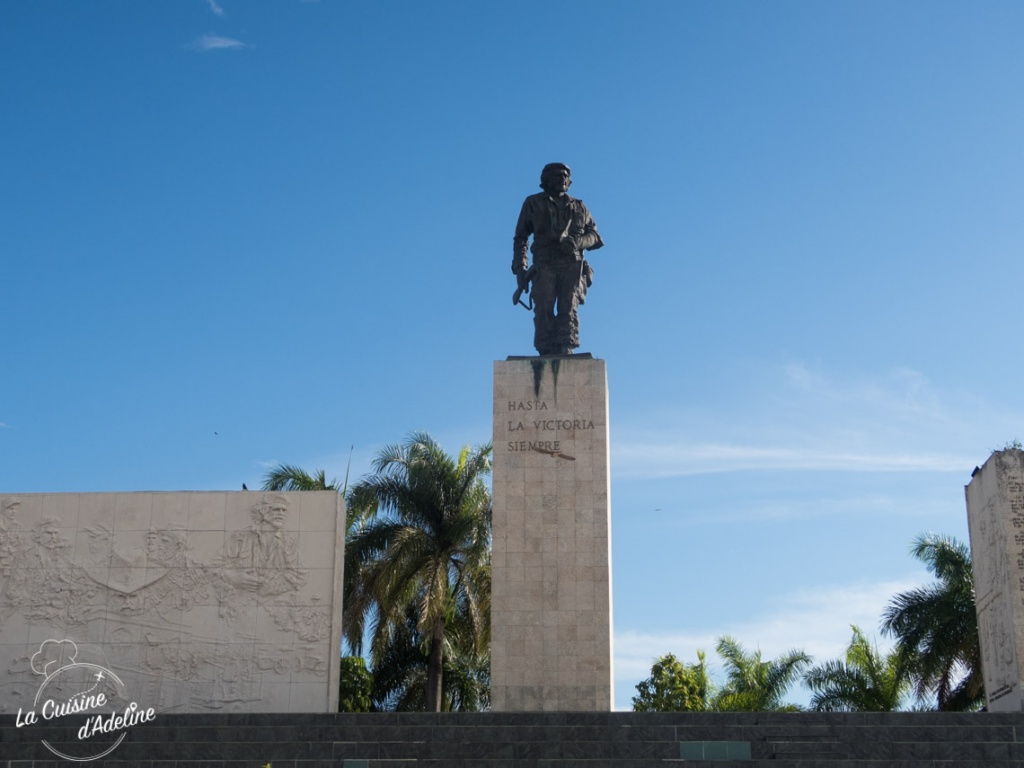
540, 162, 572, 195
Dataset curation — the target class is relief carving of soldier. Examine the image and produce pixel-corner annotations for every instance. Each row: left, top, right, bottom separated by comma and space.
18, 518, 84, 620
0, 500, 22, 581
512, 163, 604, 356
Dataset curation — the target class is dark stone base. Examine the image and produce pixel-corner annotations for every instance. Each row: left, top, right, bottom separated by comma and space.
506, 353, 593, 360
1, 710, 1023, 767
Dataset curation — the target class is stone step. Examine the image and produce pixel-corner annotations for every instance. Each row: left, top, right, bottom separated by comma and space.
2, 711, 1023, 767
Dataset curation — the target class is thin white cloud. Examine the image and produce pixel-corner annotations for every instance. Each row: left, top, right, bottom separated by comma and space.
0, 422, 11, 429
613, 363, 1004, 480
661, 492, 941, 526
614, 576, 924, 708
190, 34, 248, 52
206, 0, 226, 16
614, 442, 973, 478
781, 364, 946, 422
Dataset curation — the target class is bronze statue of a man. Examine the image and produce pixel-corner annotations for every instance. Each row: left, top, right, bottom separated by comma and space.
512, 163, 604, 356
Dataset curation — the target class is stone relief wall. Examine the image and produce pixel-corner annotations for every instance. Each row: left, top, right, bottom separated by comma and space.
966, 450, 1024, 711
0, 491, 344, 714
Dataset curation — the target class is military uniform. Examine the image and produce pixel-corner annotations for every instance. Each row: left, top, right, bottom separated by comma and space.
512, 190, 604, 355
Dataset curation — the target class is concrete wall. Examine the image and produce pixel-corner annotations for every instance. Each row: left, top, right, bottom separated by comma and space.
0, 491, 344, 714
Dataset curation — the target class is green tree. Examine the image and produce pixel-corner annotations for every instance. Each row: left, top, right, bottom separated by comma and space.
881, 534, 983, 711
338, 656, 373, 712
346, 432, 492, 712
633, 652, 711, 712
805, 626, 916, 711
711, 636, 811, 712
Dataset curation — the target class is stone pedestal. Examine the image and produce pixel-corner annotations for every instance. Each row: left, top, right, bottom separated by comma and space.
965, 449, 1024, 711
491, 356, 613, 711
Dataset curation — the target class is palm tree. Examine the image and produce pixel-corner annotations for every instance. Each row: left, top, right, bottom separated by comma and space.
369, 597, 490, 711
345, 432, 492, 712
711, 636, 811, 712
881, 534, 983, 710
262, 464, 340, 491
805, 626, 916, 711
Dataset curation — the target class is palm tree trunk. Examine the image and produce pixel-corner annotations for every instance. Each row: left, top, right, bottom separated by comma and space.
426, 617, 445, 712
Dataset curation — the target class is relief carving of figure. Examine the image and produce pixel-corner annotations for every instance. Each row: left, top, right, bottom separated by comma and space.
220, 494, 307, 598
0, 499, 23, 599
16, 517, 89, 622
270, 601, 330, 642
142, 528, 208, 613
0, 498, 24, 623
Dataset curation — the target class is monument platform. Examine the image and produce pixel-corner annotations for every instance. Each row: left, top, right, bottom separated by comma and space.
2, 710, 1022, 766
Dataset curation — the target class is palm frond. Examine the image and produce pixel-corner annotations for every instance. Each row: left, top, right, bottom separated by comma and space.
261, 463, 338, 491
880, 535, 982, 710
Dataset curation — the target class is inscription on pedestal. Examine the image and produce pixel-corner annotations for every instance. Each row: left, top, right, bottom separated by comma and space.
504, 398, 594, 455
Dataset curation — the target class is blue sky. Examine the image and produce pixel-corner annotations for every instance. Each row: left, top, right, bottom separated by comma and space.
3, 1, 1024, 709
